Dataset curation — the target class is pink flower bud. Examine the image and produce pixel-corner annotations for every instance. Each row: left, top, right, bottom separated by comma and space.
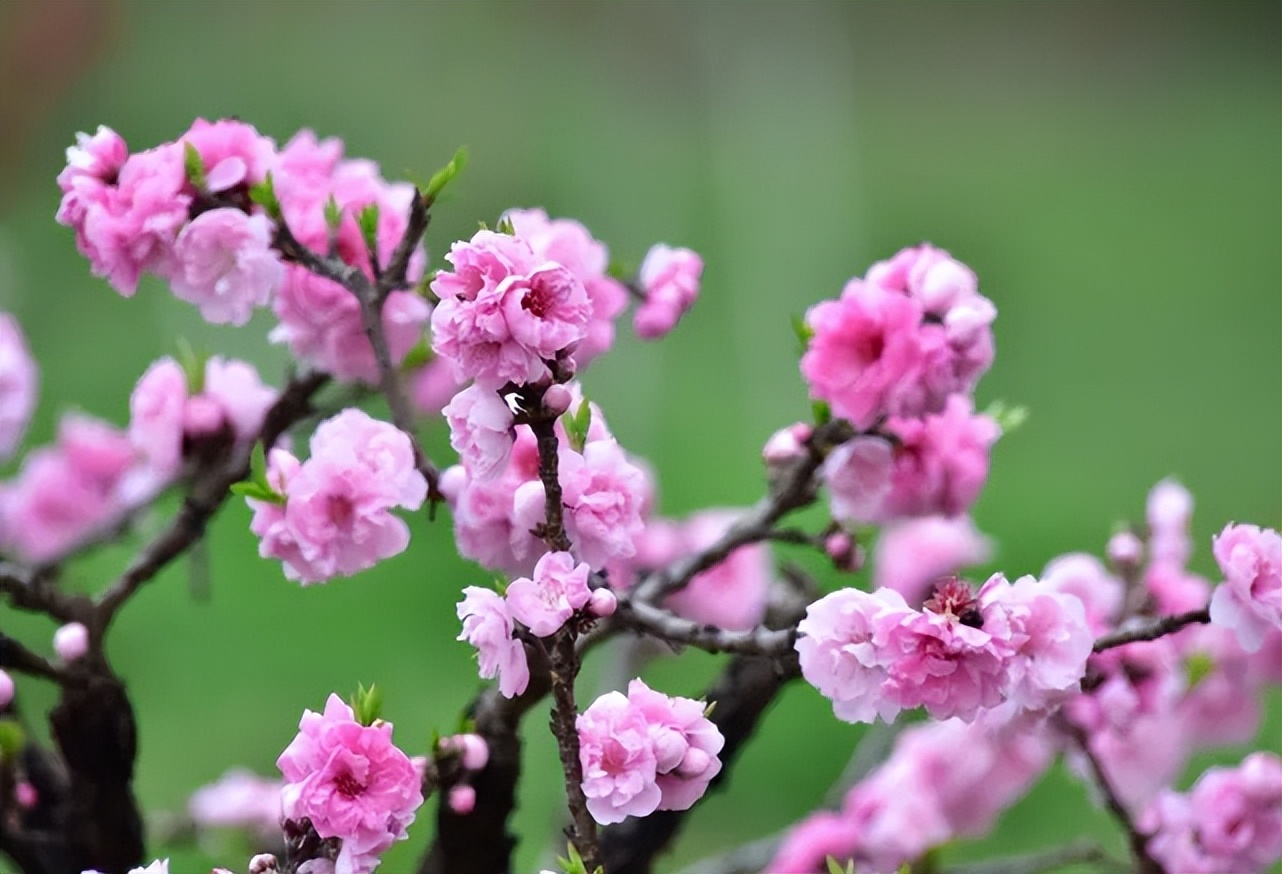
458, 734, 489, 771
182, 395, 225, 437
825, 531, 863, 572
1107, 530, 1144, 569
248, 853, 279, 874
0, 669, 12, 707
15, 781, 37, 808
543, 383, 573, 416
762, 422, 811, 464
588, 588, 618, 618
54, 622, 89, 662
678, 746, 711, 777
448, 784, 476, 815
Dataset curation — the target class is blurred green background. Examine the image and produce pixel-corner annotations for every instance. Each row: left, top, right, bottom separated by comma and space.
1, 1, 1278, 872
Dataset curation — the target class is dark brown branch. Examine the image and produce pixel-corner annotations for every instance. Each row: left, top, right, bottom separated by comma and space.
0, 632, 73, 684
547, 631, 600, 870
613, 596, 797, 657
0, 566, 81, 623
376, 188, 430, 303
1091, 607, 1210, 653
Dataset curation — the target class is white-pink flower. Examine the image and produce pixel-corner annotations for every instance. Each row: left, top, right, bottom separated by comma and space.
505, 551, 592, 637
457, 586, 529, 698
277, 694, 423, 874
1209, 523, 1282, 652
188, 768, 283, 837
0, 313, 38, 461
170, 208, 282, 325
577, 690, 662, 824
626, 679, 723, 811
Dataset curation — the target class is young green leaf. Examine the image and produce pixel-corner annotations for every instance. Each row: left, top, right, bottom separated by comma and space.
183, 141, 208, 190
249, 172, 282, 221
424, 146, 469, 205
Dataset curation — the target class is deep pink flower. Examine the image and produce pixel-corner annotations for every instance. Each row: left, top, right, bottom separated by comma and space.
0, 313, 38, 461
431, 230, 537, 302
577, 691, 662, 824
633, 244, 702, 340
444, 385, 515, 481
881, 606, 1008, 722
170, 208, 282, 325
766, 812, 860, 874
626, 679, 723, 811
457, 587, 529, 698
800, 280, 924, 429
277, 694, 423, 874
1209, 523, 1282, 652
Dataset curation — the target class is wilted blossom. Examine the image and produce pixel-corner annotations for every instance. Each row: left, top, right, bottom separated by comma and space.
505, 550, 592, 637
188, 768, 283, 837
0, 313, 38, 461
633, 244, 702, 339
457, 586, 529, 698
277, 694, 423, 874
1209, 522, 1281, 652
577, 681, 724, 825
248, 409, 426, 584
1141, 753, 1282, 874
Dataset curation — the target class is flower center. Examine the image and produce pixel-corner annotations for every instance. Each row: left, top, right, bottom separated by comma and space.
334, 771, 366, 798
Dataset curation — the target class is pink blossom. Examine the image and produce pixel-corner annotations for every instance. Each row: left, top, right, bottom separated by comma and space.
188, 768, 283, 837
546, 439, 649, 567
56, 126, 128, 195
500, 263, 591, 359
202, 356, 277, 445
977, 574, 1092, 711
872, 515, 991, 608
800, 280, 924, 429
0, 313, 38, 461
1209, 523, 1282, 652
457, 587, 529, 698
663, 510, 772, 631
439, 733, 489, 771
444, 384, 515, 480
128, 358, 188, 479
577, 691, 662, 824
15, 781, 36, 808
277, 694, 423, 874
53, 622, 89, 662
0, 669, 13, 707
505, 551, 592, 637
431, 230, 537, 302
1040, 553, 1123, 635
447, 784, 476, 815
503, 207, 628, 366
626, 679, 723, 811
1147, 478, 1193, 567
170, 208, 282, 325
796, 586, 913, 724
408, 357, 462, 417
633, 244, 702, 339
822, 436, 894, 523
766, 812, 860, 873
180, 118, 275, 192
762, 421, 812, 466
881, 604, 1008, 722
1175, 623, 1266, 747
444, 467, 531, 576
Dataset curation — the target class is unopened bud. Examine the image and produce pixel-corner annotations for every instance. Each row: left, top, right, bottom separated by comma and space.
457, 733, 489, 771
762, 422, 811, 465
543, 384, 573, 416
824, 531, 863, 573
0, 670, 13, 707
248, 853, 280, 874
588, 588, 618, 618
677, 746, 711, 777
1107, 531, 1144, 570
448, 783, 476, 815
15, 781, 36, 809
183, 395, 225, 436
54, 622, 89, 662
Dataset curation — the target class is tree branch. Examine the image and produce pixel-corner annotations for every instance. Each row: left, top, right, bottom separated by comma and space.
1091, 607, 1210, 653
613, 596, 797, 658
0, 632, 73, 685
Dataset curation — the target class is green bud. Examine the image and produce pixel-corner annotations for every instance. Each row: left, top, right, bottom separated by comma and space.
249, 172, 282, 221
811, 400, 832, 426
424, 146, 469, 205
825, 857, 855, 874
494, 215, 516, 236
350, 682, 384, 727
984, 401, 1029, 435
0, 719, 25, 759
557, 842, 590, 874
175, 337, 208, 395
183, 141, 208, 190
323, 196, 343, 232
561, 399, 593, 453
357, 204, 381, 258
791, 312, 814, 354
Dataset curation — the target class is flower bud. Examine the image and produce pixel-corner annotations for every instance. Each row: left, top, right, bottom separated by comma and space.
448, 784, 476, 815
15, 781, 37, 809
0, 670, 13, 707
588, 587, 618, 618
825, 531, 864, 573
182, 394, 225, 437
762, 422, 811, 465
458, 734, 489, 771
248, 853, 280, 874
54, 622, 90, 662
1107, 530, 1144, 570
542, 384, 573, 416
677, 746, 712, 777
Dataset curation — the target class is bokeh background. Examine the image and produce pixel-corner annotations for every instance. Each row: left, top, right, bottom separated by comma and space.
1, 1, 1279, 872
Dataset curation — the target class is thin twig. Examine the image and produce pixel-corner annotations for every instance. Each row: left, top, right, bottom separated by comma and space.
0, 632, 74, 684
614, 596, 797, 657
948, 839, 1126, 874
1091, 607, 1210, 652
547, 631, 600, 870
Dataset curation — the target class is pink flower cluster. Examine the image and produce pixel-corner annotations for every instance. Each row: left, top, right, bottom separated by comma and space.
823, 395, 1000, 524
440, 392, 651, 576
577, 679, 724, 825
248, 409, 427, 584
871, 514, 991, 608
188, 768, 283, 839
0, 313, 37, 461
796, 574, 1092, 724
1209, 522, 1281, 652
769, 714, 1054, 873
1140, 753, 1282, 874
277, 694, 423, 874
800, 244, 995, 430
633, 244, 702, 340
129, 355, 277, 489
269, 131, 429, 382
1056, 480, 1282, 811
55, 122, 430, 381
456, 551, 615, 698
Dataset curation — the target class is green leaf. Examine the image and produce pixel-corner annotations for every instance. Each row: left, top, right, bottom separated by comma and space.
494, 214, 516, 236
562, 398, 592, 453
1185, 651, 1215, 690
249, 172, 281, 220
357, 203, 381, 258
350, 682, 384, 726
984, 400, 1029, 435
399, 338, 433, 372
175, 337, 207, 394
791, 312, 814, 354
250, 442, 270, 488
323, 196, 343, 232
606, 259, 633, 280
424, 146, 469, 205
229, 481, 285, 504
0, 719, 26, 759
183, 141, 208, 190
556, 841, 589, 874
812, 400, 831, 426
824, 857, 854, 874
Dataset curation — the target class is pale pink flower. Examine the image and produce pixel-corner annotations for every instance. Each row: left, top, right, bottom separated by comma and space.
53, 622, 89, 662
800, 279, 924, 429
408, 357, 462, 416
1209, 523, 1282, 652
170, 208, 282, 325
444, 467, 530, 576
881, 606, 1007, 722
431, 230, 537, 302
180, 118, 276, 192
444, 384, 515, 480
277, 694, 423, 874
457, 586, 529, 698
762, 421, 811, 465
505, 551, 592, 637
766, 812, 859, 874
554, 439, 649, 568
201, 356, 277, 445
633, 244, 702, 340
872, 515, 991, 608
0, 313, 38, 461
0, 669, 13, 707
1147, 478, 1194, 567
500, 263, 591, 359
626, 679, 723, 811
1040, 553, 1123, 636
1175, 623, 1265, 747
577, 691, 662, 824
822, 436, 894, 523
796, 586, 913, 724
188, 768, 283, 837
128, 358, 188, 479
663, 509, 772, 631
